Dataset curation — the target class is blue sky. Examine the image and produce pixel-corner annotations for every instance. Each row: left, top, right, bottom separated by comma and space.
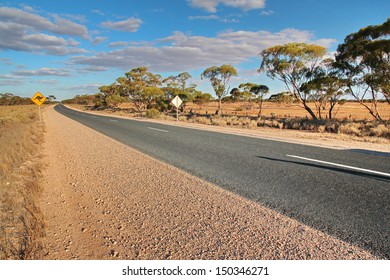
0, 0, 389, 100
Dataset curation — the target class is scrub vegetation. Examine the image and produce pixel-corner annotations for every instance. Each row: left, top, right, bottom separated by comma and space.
0, 105, 46, 259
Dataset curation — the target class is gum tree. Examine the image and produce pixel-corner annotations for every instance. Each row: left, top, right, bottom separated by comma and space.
117, 67, 162, 112
300, 58, 346, 120
233, 82, 269, 117
259, 43, 327, 120
201, 65, 238, 115
335, 18, 390, 121
162, 72, 194, 111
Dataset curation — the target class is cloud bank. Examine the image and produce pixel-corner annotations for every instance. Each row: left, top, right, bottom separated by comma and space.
0, 7, 88, 55
188, 0, 266, 13
71, 28, 336, 72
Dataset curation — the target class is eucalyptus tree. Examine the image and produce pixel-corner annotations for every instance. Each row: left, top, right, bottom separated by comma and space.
162, 72, 194, 111
300, 58, 346, 120
117, 67, 163, 112
201, 65, 238, 115
98, 83, 126, 108
259, 43, 327, 120
244, 83, 269, 117
335, 18, 389, 121
231, 82, 269, 117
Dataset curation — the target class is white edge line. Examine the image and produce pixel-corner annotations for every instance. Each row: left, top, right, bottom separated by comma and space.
286, 154, 390, 178
110, 119, 119, 122
147, 127, 169, 133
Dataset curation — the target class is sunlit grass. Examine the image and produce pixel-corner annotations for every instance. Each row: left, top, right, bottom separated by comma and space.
0, 105, 46, 259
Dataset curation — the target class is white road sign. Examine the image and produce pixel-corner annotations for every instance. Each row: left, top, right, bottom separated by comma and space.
171, 95, 182, 108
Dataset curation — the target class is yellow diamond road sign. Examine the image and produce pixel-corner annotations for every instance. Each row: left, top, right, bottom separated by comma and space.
31, 92, 46, 106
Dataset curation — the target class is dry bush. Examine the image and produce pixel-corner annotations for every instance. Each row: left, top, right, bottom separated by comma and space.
0, 105, 46, 259
369, 124, 390, 138
145, 108, 161, 119
192, 116, 212, 125
256, 116, 390, 138
258, 118, 284, 129
226, 116, 240, 126
248, 120, 258, 129
338, 122, 362, 136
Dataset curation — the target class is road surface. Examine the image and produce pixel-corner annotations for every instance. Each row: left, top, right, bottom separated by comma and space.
55, 104, 390, 258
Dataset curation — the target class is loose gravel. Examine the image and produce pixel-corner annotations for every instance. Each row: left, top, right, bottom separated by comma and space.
41, 107, 376, 259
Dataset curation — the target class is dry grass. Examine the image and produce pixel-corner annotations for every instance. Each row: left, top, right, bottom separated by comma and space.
180, 101, 390, 120
111, 101, 390, 120
0, 105, 46, 259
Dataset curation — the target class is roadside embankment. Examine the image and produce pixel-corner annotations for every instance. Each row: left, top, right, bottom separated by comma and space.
0, 105, 46, 259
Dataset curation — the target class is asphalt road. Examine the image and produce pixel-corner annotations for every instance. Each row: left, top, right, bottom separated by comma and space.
55, 104, 390, 259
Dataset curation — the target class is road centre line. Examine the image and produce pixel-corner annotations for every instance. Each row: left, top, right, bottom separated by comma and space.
286, 154, 390, 178
110, 119, 119, 122
147, 127, 169, 133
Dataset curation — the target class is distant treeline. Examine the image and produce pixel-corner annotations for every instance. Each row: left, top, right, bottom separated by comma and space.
0, 93, 57, 106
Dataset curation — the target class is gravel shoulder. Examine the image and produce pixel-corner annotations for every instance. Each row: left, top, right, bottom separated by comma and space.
41, 106, 377, 259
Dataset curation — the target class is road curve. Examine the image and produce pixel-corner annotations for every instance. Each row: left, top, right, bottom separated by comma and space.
55, 104, 390, 258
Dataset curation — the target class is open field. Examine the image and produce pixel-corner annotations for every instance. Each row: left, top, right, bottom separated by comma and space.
0, 105, 46, 259
115, 101, 390, 120
196, 101, 390, 121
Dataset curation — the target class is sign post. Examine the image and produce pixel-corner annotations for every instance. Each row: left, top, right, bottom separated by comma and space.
171, 95, 183, 122
31, 92, 46, 122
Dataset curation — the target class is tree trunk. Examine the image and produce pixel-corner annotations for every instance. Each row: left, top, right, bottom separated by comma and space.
328, 105, 334, 120
257, 99, 264, 118
218, 98, 222, 115
303, 102, 318, 120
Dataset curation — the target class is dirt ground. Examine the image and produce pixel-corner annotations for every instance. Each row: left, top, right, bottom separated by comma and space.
118, 101, 390, 120
40, 106, 380, 260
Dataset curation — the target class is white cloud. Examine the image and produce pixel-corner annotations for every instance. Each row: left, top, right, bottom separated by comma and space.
109, 41, 129, 48
261, 10, 274, 16
78, 66, 108, 73
101, 17, 142, 32
91, 9, 105, 16
52, 15, 89, 39
0, 57, 13, 65
59, 83, 103, 94
20, 4, 37, 13
0, 73, 23, 85
188, 0, 266, 13
0, 7, 89, 38
92, 36, 108, 45
0, 6, 89, 55
188, 15, 220, 20
70, 28, 336, 72
188, 14, 240, 23
38, 79, 59, 85
13, 67, 71, 76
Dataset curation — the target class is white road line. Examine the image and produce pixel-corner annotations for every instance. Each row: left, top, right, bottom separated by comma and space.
286, 154, 390, 178
110, 119, 118, 123
147, 127, 169, 133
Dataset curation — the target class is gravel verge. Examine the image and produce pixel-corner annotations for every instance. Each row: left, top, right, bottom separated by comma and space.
41, 107, 377, 259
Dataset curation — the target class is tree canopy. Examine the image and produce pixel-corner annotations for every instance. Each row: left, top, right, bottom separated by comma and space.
335, 18, 390, 121
117, 67, 163, 111
259, 42, 327, 119
201, 64, 238, 115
